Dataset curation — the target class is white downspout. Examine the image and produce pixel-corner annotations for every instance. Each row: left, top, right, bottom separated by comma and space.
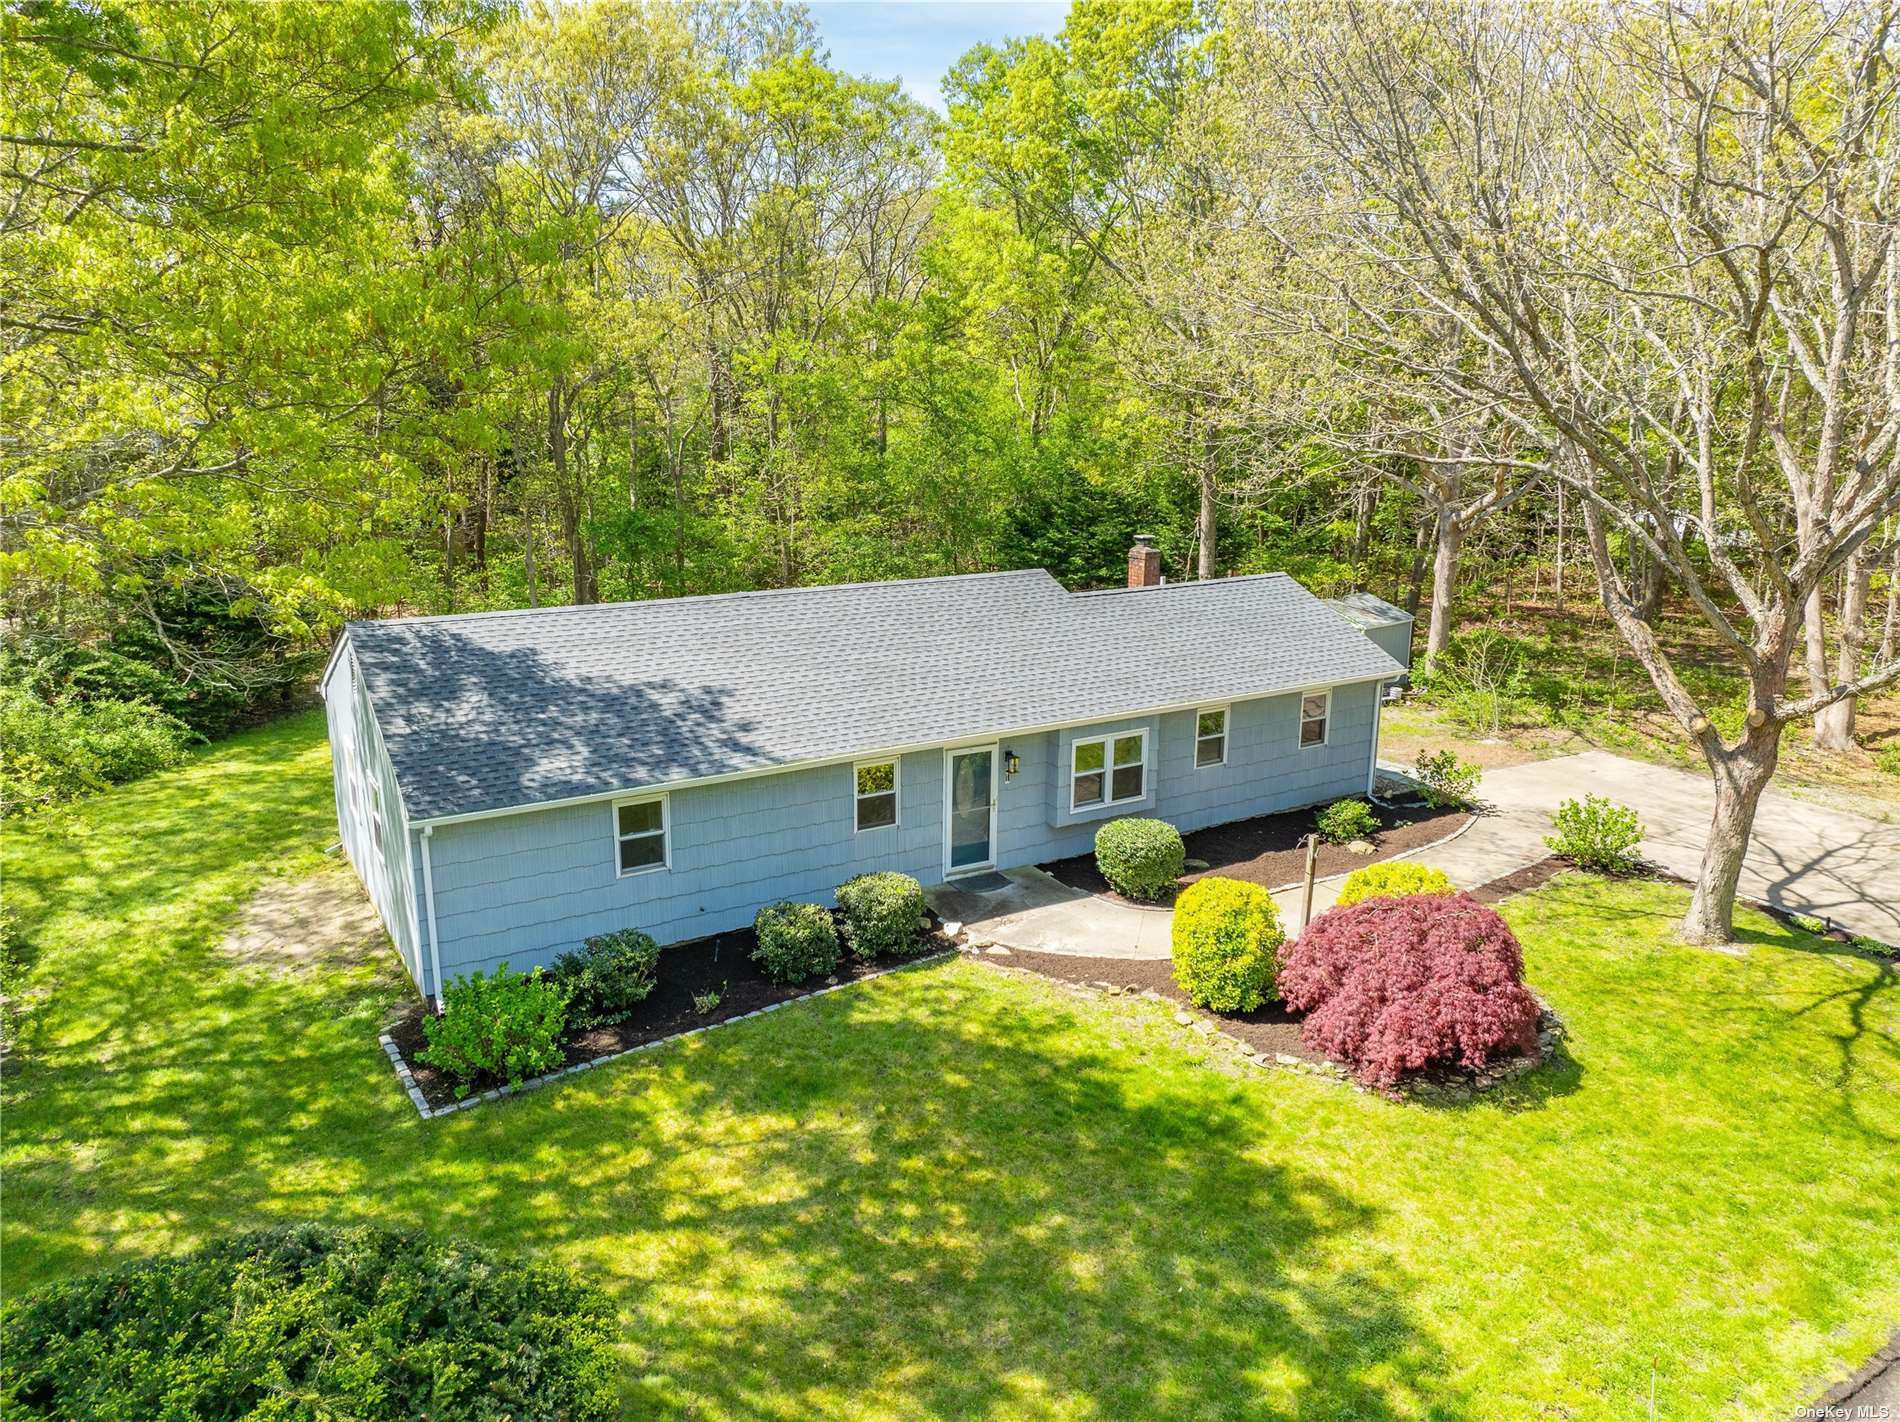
1367, 684, 1387, 797
420, 825, 445, 1014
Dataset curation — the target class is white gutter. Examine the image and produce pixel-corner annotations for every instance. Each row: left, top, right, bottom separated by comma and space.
419, 825, 445, 1014
316, 632, 353, 698
408, 671, 1403, 830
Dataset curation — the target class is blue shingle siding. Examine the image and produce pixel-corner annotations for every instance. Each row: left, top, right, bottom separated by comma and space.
423, 748, 946, 979
322, 647, 423, 992
416, 684, 1382, 981
1364, 620, 1413, 669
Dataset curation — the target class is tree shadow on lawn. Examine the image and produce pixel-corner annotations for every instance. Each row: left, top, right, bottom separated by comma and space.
424, 967, 1466, 1421
1503, 877, 1900, 1145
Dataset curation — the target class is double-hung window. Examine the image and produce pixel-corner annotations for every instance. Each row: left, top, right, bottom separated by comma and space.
1071, 730, 1146, 812
854, 759, 899, 831
1299, 690, 1330, 749
367, 776, 385, 854
615, 795, 669, 875
1195, 708, 1228, 768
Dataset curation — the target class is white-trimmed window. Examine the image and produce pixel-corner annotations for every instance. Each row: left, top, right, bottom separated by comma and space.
1195, 707, 1229, 768
1299, 690, 1331, 749
367, 775, 385, 854
1072, 730, 1147, 812
854, 758, 899, 831
614, 794, 669, 875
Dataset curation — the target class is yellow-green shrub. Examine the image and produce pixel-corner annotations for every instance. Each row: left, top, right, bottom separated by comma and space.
1334, 862, 1456, 908
1170, 877, 1285, 1012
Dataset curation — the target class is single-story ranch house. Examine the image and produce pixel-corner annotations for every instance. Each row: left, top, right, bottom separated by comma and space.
322, 539, 1412, 1006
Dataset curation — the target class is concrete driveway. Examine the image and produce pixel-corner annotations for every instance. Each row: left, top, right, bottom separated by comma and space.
928, 749, 1899, 958
1479, 750, 1900, 946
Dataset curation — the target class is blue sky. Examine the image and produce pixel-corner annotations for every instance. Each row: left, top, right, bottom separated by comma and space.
808, 2, 1071, 112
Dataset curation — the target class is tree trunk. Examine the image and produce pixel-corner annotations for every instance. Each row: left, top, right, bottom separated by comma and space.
1880, 536, 1899, 665
546, 376, 596, 605
1197, 422, 1218, 580
1425, 507, 1462, 669
1632, 549, 1666, 624
1814, 549, 1871, 751
1681, 728, 1781, 945
1351, 480, 1378, 572
523, 499, 539, 609
1553, 482, 1566, 614
1404, 517, 1429, 615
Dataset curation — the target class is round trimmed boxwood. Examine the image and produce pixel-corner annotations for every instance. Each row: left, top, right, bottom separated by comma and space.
1334, 861, 1456, 908
1315, 797, 1379, 845
1094, 817, 1186, 901
752, 900, 841, 983
0, 1223, 618, 1421
1170, 876, 1286, 1012
550, 927, 659, 1028
835, 871, 927, 959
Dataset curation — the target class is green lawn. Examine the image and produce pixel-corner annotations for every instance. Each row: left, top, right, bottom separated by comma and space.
3, 713, 1897, 1420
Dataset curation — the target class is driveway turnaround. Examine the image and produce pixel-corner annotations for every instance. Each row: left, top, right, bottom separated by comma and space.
1478, 750, 1900, 947
927, 749, 1899, 957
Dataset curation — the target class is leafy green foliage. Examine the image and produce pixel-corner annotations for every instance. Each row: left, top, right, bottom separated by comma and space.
752, 901, 841, 984
0, 1223, 617, 1421
1315, 798, 1378, 845
1412, 749, 1483, 809
550, 928, 660, 1028
0, 686, 198, 815
1171, 876, 1285, 1012
1093, 817, 1187, 901
1335, 862, 1458, 908
835, 872, 927, 960
1545, 795, 1646, 874
1337, 859, 1451, 904
419, 963, 569, 1096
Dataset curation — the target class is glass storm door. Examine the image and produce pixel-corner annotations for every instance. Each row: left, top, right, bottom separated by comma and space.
947, 748, 996, 873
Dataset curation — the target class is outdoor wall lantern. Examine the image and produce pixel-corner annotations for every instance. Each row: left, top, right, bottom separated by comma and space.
1004, 749, 1021, 776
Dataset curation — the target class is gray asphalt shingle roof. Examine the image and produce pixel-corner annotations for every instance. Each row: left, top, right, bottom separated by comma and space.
345, 569, 1404, 823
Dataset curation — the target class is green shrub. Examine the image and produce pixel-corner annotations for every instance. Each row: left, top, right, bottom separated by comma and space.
0, 686, 198, 815
752, 900, 841, 983
1545, 794, 1645, 873
1875, 745, 1900, 779
1335, 861, 1457, 907
419, 962, 569, 1096
1315, 797, 1379, 845
1093, 817, 1186, 901
836, 871, 927, 959
550, 928, 659, 1028
1171, 876, 1286, 1012
0, 1223, 617, 1421
1412, 748, 1482, 809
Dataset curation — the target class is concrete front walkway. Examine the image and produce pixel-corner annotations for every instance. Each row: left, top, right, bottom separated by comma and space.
925, 749, 1900, 958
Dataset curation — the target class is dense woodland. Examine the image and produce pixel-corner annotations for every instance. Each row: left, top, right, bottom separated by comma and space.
4, 0, 1899, 939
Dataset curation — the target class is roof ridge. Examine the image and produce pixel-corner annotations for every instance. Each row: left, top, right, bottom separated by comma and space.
1069, 572, 1295, 599
347, 567, 1063, 633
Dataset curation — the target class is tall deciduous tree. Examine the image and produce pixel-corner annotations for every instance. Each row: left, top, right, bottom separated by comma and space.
1238, 0, 1900, 941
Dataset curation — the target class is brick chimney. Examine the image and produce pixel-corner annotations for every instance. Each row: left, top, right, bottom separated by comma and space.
1127, 533, 1162, 588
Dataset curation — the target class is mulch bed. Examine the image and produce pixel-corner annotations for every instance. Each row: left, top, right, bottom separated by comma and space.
1038, 798, 1472, 906
987, 854, 1576, 1081
387, 920, 958, 1112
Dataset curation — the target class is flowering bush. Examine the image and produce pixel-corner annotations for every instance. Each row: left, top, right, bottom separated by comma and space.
1334, 861, 1456, 907
1094, 817, 1186, 901
1280, 894, 1540, 1089
1170, 877, 1285, 1012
